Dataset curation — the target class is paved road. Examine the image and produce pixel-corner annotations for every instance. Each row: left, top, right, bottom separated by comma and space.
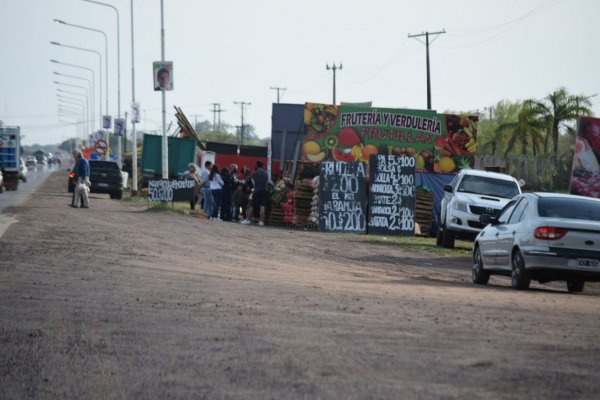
0, 165, 57, 238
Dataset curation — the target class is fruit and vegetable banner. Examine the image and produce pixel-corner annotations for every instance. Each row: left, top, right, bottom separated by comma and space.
569, 117, 600, 198
318, 161, 367, 233
302, 103, 478, 173
368, 155, 416, 236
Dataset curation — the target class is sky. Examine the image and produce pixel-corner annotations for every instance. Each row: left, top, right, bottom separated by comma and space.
1, 0, 599, 146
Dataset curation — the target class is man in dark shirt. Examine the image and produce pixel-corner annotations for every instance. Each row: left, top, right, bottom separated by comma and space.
242, 160, 268, 226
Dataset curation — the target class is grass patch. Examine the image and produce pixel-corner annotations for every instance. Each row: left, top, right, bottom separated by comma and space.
350, 234, 472, 256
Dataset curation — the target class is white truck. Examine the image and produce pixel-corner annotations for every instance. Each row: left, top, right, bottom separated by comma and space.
436, 169, 522, 248
0, 126, 21, 191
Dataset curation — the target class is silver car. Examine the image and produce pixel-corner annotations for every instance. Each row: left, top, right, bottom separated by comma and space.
472, 192, 600, 292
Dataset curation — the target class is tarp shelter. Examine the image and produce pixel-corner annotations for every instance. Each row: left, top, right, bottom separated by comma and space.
271, 103, 305, 164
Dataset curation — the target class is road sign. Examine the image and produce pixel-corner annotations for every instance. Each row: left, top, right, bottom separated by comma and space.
95, 139, 108, 155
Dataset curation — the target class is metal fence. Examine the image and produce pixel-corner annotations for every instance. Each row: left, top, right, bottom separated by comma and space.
474, 155, 573, 192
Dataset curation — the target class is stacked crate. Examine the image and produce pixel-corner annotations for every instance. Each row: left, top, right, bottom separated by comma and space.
415, 188, 434, 236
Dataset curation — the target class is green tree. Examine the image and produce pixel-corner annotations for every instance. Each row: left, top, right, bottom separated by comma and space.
536, 87, 592, 165
496, 100, 547, 157
477, 100, 520, 156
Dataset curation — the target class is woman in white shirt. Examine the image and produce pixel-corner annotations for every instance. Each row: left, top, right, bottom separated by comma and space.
209, 164, 224, 220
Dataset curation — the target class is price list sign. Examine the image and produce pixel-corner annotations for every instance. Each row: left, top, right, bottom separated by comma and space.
368, 155, 416, 236
318, 161, 367, 233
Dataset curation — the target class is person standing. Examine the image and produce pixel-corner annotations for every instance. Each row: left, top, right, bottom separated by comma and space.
200, 160, 212, 217
242, 160, 268, 226
209, 164, 224, 221
220, 167, 234, 221
186, 163, 202, 210
71, 151, 90, 208
229, 163, 240, 221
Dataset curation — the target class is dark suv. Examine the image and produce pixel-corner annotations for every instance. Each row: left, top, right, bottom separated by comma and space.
68, 160, 123, 199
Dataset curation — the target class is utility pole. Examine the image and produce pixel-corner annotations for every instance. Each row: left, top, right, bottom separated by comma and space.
270, 86, 286, 103
210, 103, 219, 132
326, 63, 342, 105
216, 106, 225, 132
408, 29, 445, 110
234, 101, 251, 145
190, 114, 202, 131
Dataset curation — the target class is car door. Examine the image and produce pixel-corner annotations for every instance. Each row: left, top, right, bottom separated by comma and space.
495, 198, 529, 268
478, 199, 518, 266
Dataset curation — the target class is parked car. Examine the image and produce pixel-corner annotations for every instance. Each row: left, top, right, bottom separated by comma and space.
437, 169, 522, 248
18, 157, 27, 182
0, 169, 4, 193
68, 160, 123, 199
472, 192, 600, 292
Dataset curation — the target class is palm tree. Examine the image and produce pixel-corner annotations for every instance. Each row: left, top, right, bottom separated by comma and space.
496, 100, 547, 157
536, 88, 592, 166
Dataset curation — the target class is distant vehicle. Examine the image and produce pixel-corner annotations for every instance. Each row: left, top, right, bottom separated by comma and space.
26, 157, 37, 168
18, 157, 27, 182
473, 192, 600, 292
68, 160, 123, 199
437, 169, 522, 248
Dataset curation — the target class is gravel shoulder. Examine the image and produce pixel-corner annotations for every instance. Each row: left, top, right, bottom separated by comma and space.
1, 171, 600, 399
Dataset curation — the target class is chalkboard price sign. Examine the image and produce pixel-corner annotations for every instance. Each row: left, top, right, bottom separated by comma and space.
148, 179, 195, 202
318, 161, 367, 233
368, 155, 416, 236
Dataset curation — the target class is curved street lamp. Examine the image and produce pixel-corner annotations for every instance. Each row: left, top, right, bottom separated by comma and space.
51, 59, 100, 129
53, 20, 109, 116
54, 81, 90, 139
53, 71, 94, 129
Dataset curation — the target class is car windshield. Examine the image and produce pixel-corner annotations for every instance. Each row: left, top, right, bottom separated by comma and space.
538, 197, 600, 221
457, 175, 520, 198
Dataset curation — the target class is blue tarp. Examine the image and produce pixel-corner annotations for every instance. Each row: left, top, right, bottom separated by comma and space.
416, 172, 454, 235
271, 103, 305, 162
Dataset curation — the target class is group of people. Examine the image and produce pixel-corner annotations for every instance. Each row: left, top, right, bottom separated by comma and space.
187, 159, 269, 226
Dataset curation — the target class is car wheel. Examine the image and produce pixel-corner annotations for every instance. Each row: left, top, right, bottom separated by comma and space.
0, 184, 4, 193
436, 224, 443, 246
566, 279, 585, 293
110, 191, 123, 200
441, 224, 455, 249
511, 249, 530, 290
472, 245, 490, 285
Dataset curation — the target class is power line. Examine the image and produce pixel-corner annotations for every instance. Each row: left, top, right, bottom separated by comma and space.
408, 30, 446, 110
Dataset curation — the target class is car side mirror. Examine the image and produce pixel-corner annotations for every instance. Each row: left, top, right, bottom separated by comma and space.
443, 184, 453, 193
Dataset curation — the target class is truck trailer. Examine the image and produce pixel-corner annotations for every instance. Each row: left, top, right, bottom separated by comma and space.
0, 126, 21, 191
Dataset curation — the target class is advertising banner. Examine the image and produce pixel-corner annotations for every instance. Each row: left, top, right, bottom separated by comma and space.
302, 103, 478, 173
569, 117, 600, 198
153, 61, 173, 91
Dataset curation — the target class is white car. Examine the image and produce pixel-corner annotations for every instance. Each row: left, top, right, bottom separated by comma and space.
437, 169, 521, 248
473, 193, 600, 292
0, 169, 3, 193
18, 157, 27, 182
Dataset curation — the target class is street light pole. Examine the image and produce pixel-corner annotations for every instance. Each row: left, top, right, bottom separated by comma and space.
53, 71, 94, 140
55, 84, 90, 141
326, 63, 343, 105
81, 0, 122, 166
160, 0, 168, 179
130, 0, 138, 194
50, 42, 103, 133
54, 19, 111, 160
51, 59, 100, 131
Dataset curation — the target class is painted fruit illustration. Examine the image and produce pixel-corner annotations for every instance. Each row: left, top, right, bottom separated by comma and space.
303, 140, 327, 162
332, 128, 362, 162
438, 156, 456, 173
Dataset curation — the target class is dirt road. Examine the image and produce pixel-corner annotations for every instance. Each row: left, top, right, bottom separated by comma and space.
1, 171, 599, 399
